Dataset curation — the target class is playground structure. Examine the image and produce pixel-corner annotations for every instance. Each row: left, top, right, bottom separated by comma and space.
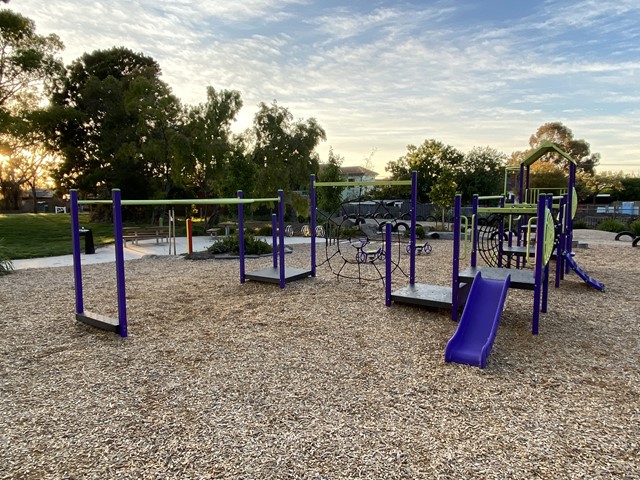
309, 174, 416, 284
387, 142, 605, 368
70, 189, 305, 338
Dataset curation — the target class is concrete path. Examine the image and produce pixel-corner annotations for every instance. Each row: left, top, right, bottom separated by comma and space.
12, 235, 312, 270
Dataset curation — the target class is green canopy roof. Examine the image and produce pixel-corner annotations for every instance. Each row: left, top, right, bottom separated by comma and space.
520, 141, 576, 167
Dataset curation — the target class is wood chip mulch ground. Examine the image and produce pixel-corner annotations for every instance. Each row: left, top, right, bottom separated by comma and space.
0, 230, 638, 479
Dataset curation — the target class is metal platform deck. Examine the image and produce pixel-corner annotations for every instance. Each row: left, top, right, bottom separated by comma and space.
245, 267, 312, 284
76, 311, 119, 333
390, 282, 470, 310
458, 266, 536, 290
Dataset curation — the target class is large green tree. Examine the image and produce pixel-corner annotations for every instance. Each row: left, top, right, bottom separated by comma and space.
250, 101, 326, 197
181, 87, 244, 198
456, 146, 506, 201
528, 122, 600, 174
0, 9, 64, 210
49, 47, 182, 199
316, 147, 345, 214
385, 139, 464, 202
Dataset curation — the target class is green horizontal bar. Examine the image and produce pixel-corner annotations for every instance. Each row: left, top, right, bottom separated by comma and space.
314, 180, 412, 187
478, 207, 538, 214
477, 195, 504, 200
79, 197, 279, 206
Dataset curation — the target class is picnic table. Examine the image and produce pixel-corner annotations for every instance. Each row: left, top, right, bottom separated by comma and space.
122, 226, 170, 246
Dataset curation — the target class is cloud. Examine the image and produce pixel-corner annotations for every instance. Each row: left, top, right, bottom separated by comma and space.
9, 0, 640, 173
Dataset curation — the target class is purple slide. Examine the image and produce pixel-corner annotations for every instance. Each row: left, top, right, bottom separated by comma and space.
445, 271, 511, 369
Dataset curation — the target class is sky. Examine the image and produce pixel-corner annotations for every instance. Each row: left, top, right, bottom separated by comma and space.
10, 0, 640, 175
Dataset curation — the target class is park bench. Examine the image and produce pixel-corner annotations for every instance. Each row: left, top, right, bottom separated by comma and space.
122, 226, 170, 246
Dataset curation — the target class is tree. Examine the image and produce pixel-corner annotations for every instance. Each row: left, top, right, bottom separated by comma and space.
0, 10, 64, 210
456, 146, 506, 202
385, 139, 464, 202
615, 175, 640, 202
528, 122, 600, 174
316, 147, 345, 214
430, 168, 458, 228
49, 47, 182, 199
181, 87, 244, 198
250, 101, 326, 197
578, 171, 624, 203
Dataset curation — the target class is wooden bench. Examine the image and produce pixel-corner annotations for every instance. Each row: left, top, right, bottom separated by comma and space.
122, 226, 170, 246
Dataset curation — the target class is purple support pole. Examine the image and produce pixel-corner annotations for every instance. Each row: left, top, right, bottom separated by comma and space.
277, 190, 286, 288
409, 171, 417, 285
310, 174, 317, 277
555, 197, 566, 288
385, 222, 392, 306
271, 213, 278, 268
471, 195, 479, 268
541, 195, 552, 314
518, 164, 525, 204
112, 189, 128, 338
451, 195, 461, 321
566, 163, 577, 275
238, 191, 245, 283
497, 196, 505, 268
532, 195, 546, 335
70, 190, 84, 315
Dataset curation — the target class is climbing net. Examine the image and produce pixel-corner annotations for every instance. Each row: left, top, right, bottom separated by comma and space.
315, 198, 411, 283
475, 212, 559, 268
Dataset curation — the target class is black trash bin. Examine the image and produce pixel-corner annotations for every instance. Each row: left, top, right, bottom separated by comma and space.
79, 227, 95, 254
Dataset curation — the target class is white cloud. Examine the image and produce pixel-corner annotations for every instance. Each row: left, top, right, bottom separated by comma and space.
8, 0, 640, 174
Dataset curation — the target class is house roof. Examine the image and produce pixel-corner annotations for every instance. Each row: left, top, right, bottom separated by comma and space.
340, 166, 378, 177
21, 189, 55, 199
520, 141, 577, 167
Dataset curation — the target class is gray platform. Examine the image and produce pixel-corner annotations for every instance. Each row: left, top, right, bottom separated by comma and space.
391, 282, 470, 310
458, 266, 536, 290
245, 267, 312, 284
76, 310, 119, 333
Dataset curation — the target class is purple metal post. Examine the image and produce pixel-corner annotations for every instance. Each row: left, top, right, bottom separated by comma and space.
451, 195, 461, 321
566, 162, 577, 275
112, 189, 128, 338
531, 195, 546, 335
409, 171, 417, 285
310, 174, 317, 277
70, 190, 84, 315
518, 164, 525, 204
278, 190, 286, 289
471, 195, 479, 267
541, 195, 552, 313
555, 197, 566, 287
271, 213, 278, 268
385, 222, 392, 306
237, 191, 245, 283
497, 196, 505, 268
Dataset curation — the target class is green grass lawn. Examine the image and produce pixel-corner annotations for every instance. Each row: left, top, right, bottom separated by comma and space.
0, 213, 116, 260
0, 213, 202, 260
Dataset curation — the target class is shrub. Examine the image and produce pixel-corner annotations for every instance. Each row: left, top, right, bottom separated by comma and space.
255, 225, 273, 236
572, 219, 589, 229
630, 220, 640, 237
339, 226, 362, 239
207, 233, 272, 255
0, 240, 14, 276
416, 225, 426, 239
596, 219, 627, 233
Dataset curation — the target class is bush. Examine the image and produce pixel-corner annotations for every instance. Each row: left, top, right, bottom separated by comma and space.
416, 225, 426, 239
630, 220, 640, 237
207, 233, 272, 256
596, 219, 627, 233
255, 225, 273, 236
339, 226, 362, 239
0, 240, 14, 276
572, 219, 589, 229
